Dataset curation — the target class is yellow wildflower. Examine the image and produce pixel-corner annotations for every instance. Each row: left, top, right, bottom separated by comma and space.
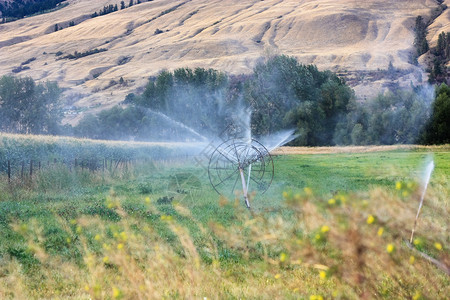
145, 196, 151, 203
103, 256, 109, 263
161, 215, 173, 221
274, 273, 281, 279
112, 287, 122, 299
367, 214, 375, 224
119, 231, 128, 242
409, 256, 415, 264
377, 227, 384, 236
395, 181, 402, 190
117, 243, 124, 250
328, 198, 336, 205
319, 270, 327, 279
321, 225, 330, 233
412, 291, 421, 300
279, 252, 287, 262
434, 242, 443, 251
94, 234, 101, 241
386, 243, 395, 253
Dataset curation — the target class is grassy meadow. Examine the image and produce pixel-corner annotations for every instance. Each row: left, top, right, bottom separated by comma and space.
0, 145, 449, 299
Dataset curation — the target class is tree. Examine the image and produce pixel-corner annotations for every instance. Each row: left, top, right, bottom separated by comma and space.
414, 16, 429, 56
120, 1, 125, 9
446, 33, 450, 59
74, 114, 100, 139
0, 0, 65, 19
437, 32, 446, 56
129, 0, 134, 7
0, 75, 62, 134
246, 55, 353, 145
422, 83, 450, 144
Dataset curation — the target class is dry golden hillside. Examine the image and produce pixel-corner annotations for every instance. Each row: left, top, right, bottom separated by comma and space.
429, 0, 450, 44
0, 0, 447, 123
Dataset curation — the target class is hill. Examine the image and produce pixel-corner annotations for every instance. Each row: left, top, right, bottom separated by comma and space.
0, 0, 447, 124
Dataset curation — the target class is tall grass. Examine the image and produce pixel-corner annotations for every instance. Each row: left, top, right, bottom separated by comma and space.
0, 187, 448, 299
0, 148, 448, 299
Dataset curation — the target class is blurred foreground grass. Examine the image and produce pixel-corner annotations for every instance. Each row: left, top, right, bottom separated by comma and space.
0, 148, 448, 299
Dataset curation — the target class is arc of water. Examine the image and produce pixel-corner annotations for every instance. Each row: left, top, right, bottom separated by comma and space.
145, 108, 208, 142
410, 160, 434, 243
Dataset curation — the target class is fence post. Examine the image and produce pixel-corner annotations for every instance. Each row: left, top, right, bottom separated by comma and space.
7, 160, 10, 183
30, 160, 33, 178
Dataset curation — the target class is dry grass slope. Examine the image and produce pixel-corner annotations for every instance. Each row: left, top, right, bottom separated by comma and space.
0, 0, 448, 122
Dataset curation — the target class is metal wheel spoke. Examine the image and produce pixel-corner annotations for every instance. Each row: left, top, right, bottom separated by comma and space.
208, 138, 274, 200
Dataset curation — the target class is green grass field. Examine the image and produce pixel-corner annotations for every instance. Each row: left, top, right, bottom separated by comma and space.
0, 147, 448, 299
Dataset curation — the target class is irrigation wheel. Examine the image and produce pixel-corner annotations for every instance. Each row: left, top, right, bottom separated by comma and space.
208, 138, 274, 200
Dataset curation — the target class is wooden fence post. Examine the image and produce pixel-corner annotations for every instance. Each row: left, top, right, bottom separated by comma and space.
7, 160, 11, 183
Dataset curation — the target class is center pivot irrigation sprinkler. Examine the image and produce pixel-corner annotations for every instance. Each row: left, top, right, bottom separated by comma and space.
208, 138, 274, 209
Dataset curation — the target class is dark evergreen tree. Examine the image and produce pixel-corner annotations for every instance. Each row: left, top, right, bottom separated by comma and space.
414, 16, 429, 56
437, 32, 446, 56
422, 83, 450, 144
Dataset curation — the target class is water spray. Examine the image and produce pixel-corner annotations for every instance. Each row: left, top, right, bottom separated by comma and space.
143, 107, 209, 142
409, 159, 435, 243
404, 157, 449, 275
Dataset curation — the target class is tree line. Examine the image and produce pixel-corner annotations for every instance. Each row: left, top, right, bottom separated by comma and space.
75, 55, 449, 145
1, 55, 448, 145
0, 0, 66, 21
